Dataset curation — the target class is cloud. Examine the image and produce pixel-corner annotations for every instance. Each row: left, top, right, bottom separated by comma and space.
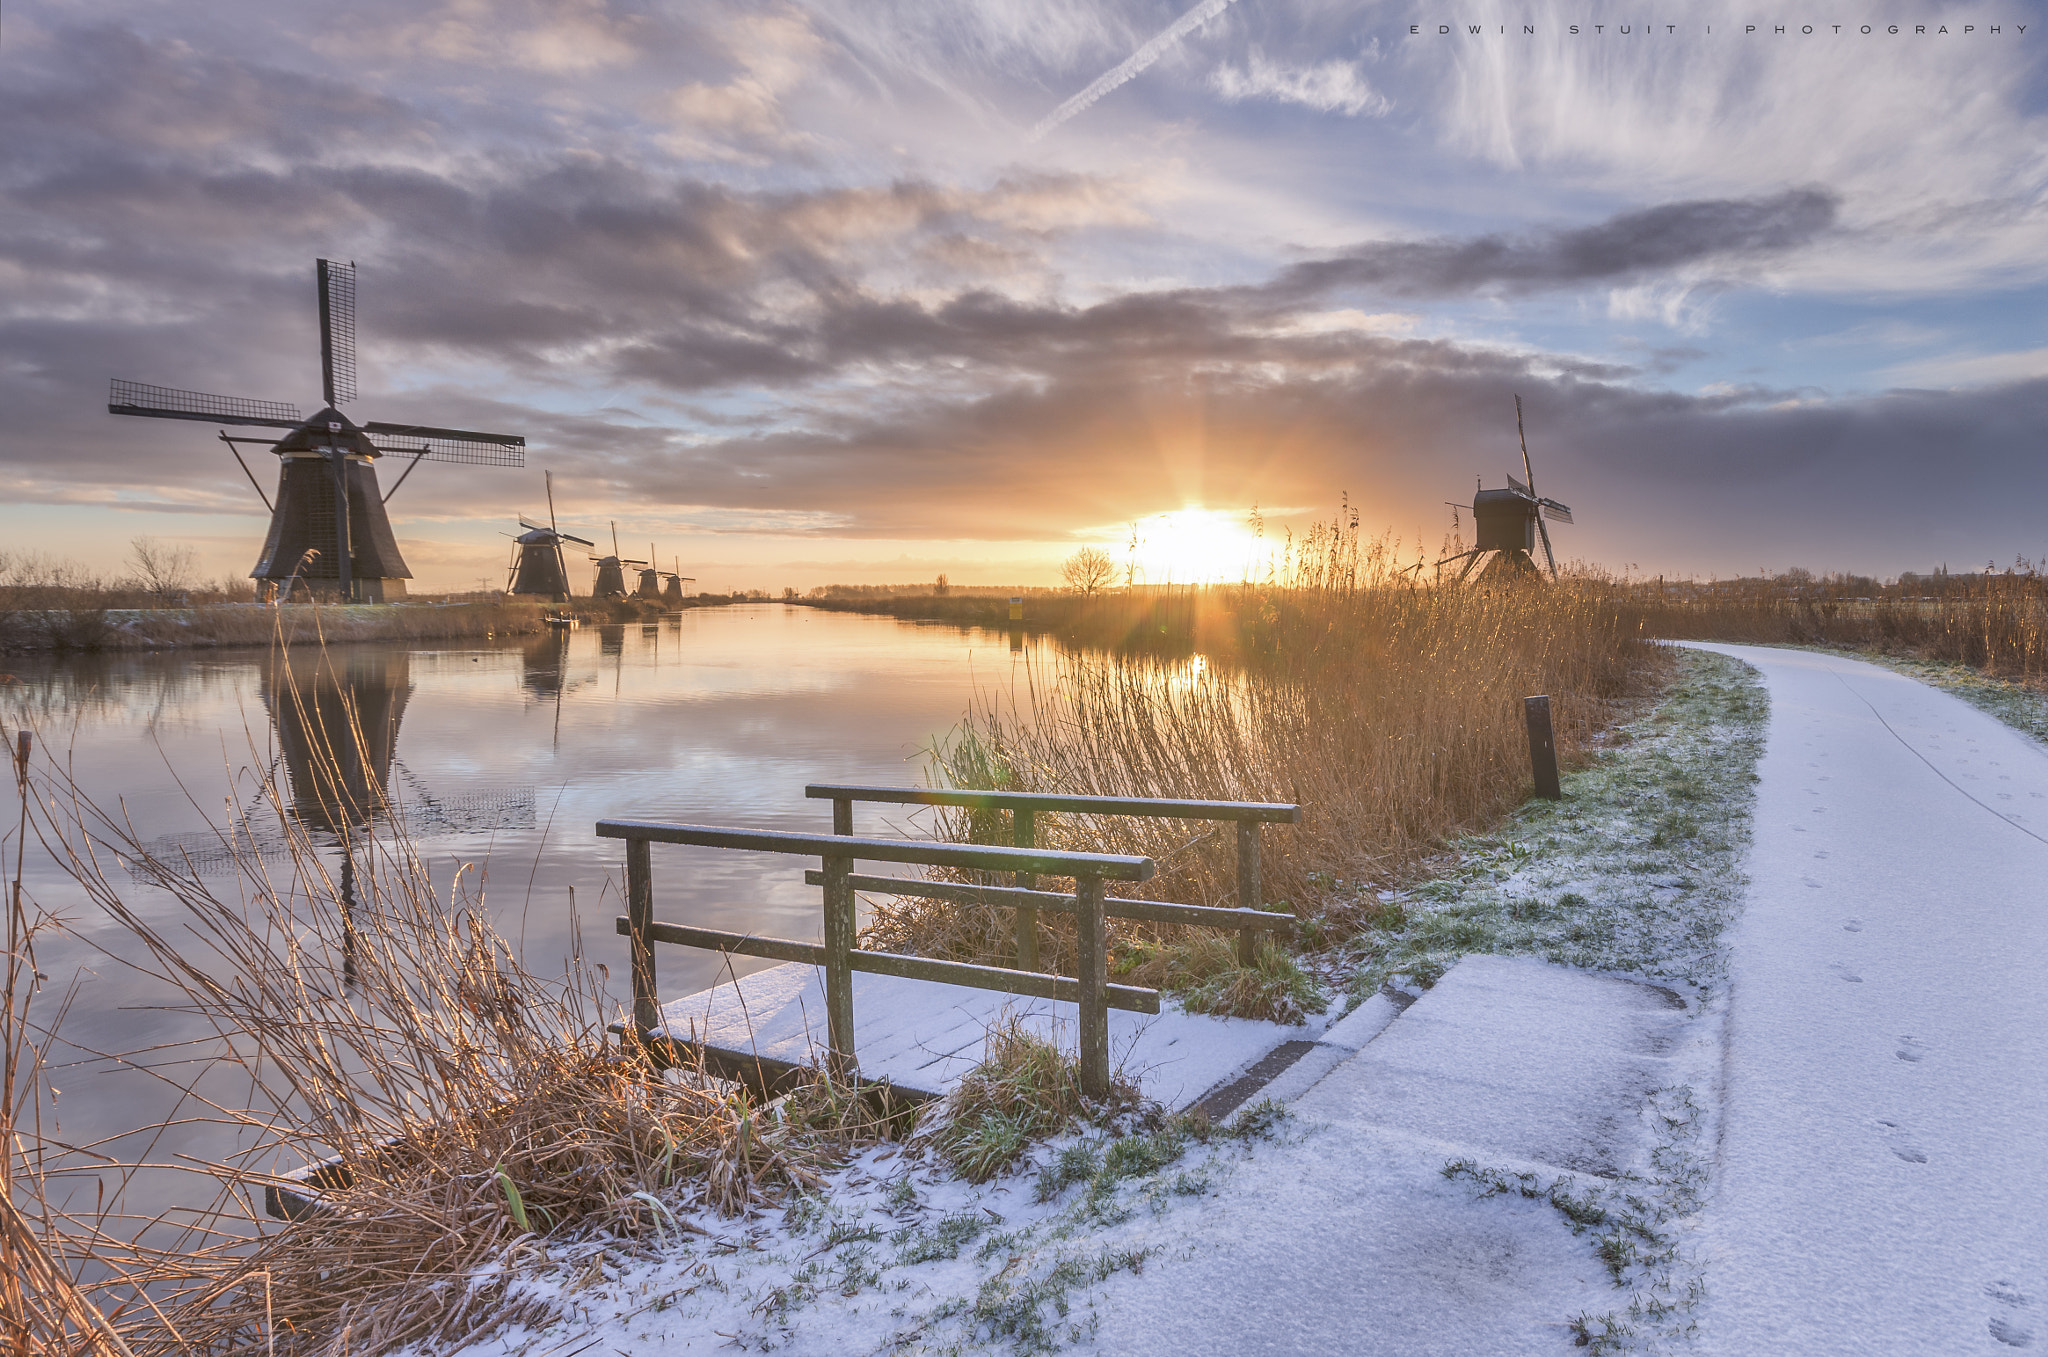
1210, 50, 1389, 117
1255, 190, 1839, 304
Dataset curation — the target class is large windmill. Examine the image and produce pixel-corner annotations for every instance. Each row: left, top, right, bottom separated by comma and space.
109, 260, 525, 602
1436, 396, 1575, 583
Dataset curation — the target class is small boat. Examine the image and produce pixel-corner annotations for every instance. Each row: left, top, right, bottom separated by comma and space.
543, 611, 579, 629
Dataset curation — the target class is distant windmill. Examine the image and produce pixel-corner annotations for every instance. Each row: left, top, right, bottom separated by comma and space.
590, 521, 644, 598
507, 474, 593, 599
1435, 395, 1575, 583
108, 260, 524, 602
661, 564, 696, 607
634, 543, 666, 600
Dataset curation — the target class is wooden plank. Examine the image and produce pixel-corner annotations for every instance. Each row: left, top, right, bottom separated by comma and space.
802, 870, 1296, 936
615, 917, 825, 966
617, 920, 1160, 1013
1013, 807, 1039, 972
607, 1025, 942, 1106
847, 947, 1160, 1015
1075, 875, 1108, 1098
1236, 821, 1262, 966
595, 820, 1154, 881
626, 837, 657, 1034
822, 853, 856, 1074
804, 783, 1302, 823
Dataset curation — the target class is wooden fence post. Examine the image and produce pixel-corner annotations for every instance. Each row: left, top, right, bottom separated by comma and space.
1524, 695, 1562, 800
1075, 874, 1108, 1099
822, 850, 857, 1077
626, 836, 658, 1040
1013, 807, 1039, 972
1234, 821, 1262, 966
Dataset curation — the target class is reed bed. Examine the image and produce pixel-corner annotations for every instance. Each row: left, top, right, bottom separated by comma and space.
864, 515, 1660, 982
3, 642, 906, 1355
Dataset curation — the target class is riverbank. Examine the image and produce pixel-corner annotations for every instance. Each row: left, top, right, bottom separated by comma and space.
0, 594, 764, 654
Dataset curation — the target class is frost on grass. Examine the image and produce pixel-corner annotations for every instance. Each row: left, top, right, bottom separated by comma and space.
443, 1102, 1288, 1357
1346, 647, 1766, 1354
1341, 646, 1766, 1002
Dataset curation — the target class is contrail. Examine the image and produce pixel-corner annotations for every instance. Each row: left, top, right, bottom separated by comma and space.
1029, 0, 1240, 140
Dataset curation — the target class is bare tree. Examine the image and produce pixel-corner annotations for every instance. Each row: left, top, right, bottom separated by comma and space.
128, 536, 198, 606
1061, 546, 1115, 596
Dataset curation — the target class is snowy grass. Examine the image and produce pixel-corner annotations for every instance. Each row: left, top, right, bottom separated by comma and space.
1327, 646, 1766, 1005
443, 1101, 1289, 1356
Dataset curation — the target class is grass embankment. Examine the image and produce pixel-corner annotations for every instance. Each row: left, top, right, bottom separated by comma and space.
863, 518, 1662, 1011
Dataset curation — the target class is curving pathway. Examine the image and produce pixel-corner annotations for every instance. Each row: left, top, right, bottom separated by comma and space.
1684, 644, 2048, 1355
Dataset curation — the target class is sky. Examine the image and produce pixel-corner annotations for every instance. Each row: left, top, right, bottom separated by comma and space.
2, 1, 2044, 592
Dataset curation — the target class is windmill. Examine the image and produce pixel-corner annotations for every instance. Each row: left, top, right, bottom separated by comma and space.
661, 562, 696, 607
108, 260, 525, 602
590, 521, 644, 598
633, 543, 666, 600
1435, 395, 1575, 583
507, 470, 593, 599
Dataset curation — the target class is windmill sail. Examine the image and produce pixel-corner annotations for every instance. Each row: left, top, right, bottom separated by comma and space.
363, 421, 524, 466
317, 259, 357, 406
109, 379, 301, 428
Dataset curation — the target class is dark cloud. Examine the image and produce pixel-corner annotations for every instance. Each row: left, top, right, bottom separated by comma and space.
1254, 190, 1840, 304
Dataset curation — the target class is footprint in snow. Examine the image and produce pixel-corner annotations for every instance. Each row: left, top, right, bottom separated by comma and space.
1990, 1282, 2038, 1346
1875, 1120, 1928, 1164
1896, 1036, 1928, 1063
1843, 919, 1864, 932
1830, 962, 1864, 983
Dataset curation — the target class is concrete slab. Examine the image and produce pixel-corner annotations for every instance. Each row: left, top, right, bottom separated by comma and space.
1085, 954, 1686, 1356
1298, 954, 1687, 1176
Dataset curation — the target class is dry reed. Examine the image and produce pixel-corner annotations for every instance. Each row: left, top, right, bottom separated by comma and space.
865, 513, 1660, 978
4, 632, 907, 1355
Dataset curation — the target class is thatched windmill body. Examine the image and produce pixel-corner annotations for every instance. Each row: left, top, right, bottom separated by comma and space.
109, 261, 525, 601
1436, 396, 1575, 583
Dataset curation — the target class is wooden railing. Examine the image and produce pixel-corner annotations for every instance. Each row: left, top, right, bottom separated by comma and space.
596, 820, 1157, 1097
803, 785, 1302, 968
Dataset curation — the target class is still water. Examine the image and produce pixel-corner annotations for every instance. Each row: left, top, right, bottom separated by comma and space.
5, 604, 1052, 1226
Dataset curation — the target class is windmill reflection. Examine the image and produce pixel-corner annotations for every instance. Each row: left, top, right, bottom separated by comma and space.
263, 648, 410, 985
131, 644, 534, 989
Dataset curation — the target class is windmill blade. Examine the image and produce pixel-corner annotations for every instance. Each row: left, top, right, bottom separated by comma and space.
109, 379, 301, 428
1540, 499, 1574, 524
363, 422, 525, 467
558, 531, 595, 548
316, 259, 358, 406
1536, 516, 1558, 581
1515, 392, 1538, 497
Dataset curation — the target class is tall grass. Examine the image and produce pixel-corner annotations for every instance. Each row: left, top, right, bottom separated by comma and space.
3, 635, 907, 1355
1629, 563, 2048, 684
867, 515, 1660, 979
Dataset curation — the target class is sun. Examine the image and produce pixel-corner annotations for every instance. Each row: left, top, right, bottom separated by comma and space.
1126, 508, 1265, 585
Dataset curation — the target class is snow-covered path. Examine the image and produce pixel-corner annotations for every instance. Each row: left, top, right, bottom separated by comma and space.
1685, 645, 2048, 1355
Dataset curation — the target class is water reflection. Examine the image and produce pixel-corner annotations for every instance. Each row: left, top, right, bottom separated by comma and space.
14, 605, 1059, 1229
264, 647, 411, 835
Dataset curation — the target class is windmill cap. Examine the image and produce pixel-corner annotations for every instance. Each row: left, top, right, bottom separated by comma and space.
273, 407, 379, 457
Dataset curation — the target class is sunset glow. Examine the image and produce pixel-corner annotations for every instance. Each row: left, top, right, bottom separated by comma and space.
1125, 509, 1268, 585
